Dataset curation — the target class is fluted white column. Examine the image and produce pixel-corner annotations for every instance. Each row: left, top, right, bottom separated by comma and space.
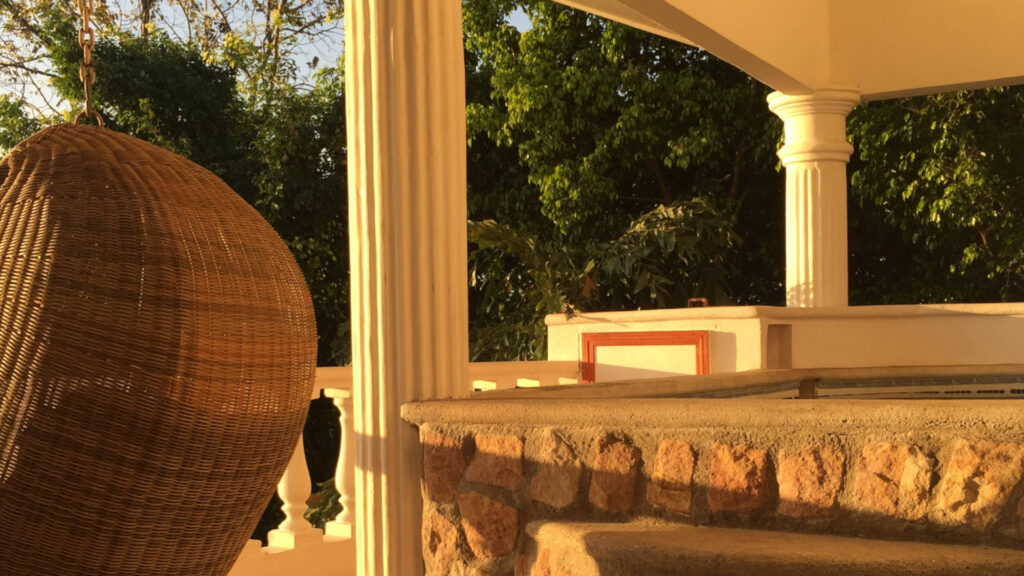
767, 88, 861, 308
345, 1, 470, 575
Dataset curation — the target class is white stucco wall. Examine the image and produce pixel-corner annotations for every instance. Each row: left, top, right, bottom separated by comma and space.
546, 308, 767, 376
547, 304, 1024, 382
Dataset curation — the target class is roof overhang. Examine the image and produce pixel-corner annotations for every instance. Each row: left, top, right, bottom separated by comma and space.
556, 0, 1024, 100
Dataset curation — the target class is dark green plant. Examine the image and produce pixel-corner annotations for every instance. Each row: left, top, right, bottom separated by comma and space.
469, 198, 738, 360
304, 480, 341, 530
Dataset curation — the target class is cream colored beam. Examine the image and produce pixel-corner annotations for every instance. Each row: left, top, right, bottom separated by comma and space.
554, 0, 821, 94
560, 0, 1024, 101
345, 1, 469, 575
657, 0, 827, 90
768, 88, 860, 308
555, 0, 695, 46
829, 0, 1024, 100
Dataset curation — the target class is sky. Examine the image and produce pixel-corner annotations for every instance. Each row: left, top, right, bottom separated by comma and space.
508, 7, 532, 31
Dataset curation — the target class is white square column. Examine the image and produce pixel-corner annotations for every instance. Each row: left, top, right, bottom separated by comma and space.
345, 1, 469, 575
768, 88, 861, 307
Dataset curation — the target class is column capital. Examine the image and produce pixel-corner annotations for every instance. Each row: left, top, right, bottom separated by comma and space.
767, 88, 861, 165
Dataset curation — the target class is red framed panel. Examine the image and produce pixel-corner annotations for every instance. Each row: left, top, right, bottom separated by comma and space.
580, 330, 709, 383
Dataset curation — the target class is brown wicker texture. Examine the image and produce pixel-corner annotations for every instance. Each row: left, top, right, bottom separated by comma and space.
0, 124, 317, 576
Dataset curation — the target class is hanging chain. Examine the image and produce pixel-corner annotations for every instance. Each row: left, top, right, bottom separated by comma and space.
74, 0, 104, 126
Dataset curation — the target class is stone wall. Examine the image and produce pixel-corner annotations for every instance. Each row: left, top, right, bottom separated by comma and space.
409, 400, 1024, 576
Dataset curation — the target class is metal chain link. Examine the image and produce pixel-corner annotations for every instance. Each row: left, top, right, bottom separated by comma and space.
74, 0, 104, 126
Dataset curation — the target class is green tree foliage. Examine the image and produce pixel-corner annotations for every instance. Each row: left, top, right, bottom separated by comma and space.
464, 0, 783, 359
0, 94, 39, 152
468, 3, 780, 235
469, 199, 738, 359
0, 0, 66, 114
849, 88, 1024, 303
249, 66, 349, 364
56, 34, 254, 194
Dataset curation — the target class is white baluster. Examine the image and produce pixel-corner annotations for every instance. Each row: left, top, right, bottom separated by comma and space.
323, 389, 356, 537
325, 389, 355, 539
516, 377, 540, 388
472, 380, 496, 392
267, 435, 322, 550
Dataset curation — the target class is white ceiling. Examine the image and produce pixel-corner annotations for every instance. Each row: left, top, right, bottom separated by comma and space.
556, 0, 1024, 100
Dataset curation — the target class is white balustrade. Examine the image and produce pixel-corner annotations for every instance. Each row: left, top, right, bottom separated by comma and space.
228, 361, 577, 575
470, 361, 580, 391
227, 367, 356, 576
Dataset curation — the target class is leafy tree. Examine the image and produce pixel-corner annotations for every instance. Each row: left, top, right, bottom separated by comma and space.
848, 88, 1024, 303
469, 199, 738, 359
0, 94, 39, 152
467, 1, 781, 237
1, 0, 344, 124
249, 65, 349, 364
0, 0, 75, 117
53, 34, 255, 193
464, 0, 783, 358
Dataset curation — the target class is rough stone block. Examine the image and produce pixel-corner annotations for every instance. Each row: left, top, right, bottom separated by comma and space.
531, 548, 550, 576
777, 445, 845, 518
530, 550, 571, 576
466, 434, 524, 491
422, 509, 459, 575
515, 553, 530, 576
708, 442, 768, 513
588, 434, 641, 513
853, 442, 933, 520
422, 430, 466, 502
932, 438, 1024, 530
529, 430, 581, 509
647, 439, 696, 514
458, 491, 518, 558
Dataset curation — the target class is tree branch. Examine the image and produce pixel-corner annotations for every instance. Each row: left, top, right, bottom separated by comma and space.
0, 61, 58, 78
0, 0, 51, 48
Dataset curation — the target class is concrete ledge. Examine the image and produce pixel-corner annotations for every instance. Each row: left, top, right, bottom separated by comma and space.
545, 303, 1024, 325
457, 364, 1024, 400
523, 521, 1024, 576
403, 397, 1024, 441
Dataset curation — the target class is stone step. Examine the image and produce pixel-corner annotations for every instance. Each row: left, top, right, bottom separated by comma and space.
522, 521, 1024, 576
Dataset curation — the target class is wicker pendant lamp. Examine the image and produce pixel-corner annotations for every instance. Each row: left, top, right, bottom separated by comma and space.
0, 5, 318, 574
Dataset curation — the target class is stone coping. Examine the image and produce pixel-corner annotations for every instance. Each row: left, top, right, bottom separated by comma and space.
453, 364, 1024, 401
403, 397, 1023, 442
544, 302, 1024, 325
523, 521, 1024, 576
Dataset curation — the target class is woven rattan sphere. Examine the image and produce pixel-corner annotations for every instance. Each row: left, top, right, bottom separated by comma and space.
0, 124, 317, 576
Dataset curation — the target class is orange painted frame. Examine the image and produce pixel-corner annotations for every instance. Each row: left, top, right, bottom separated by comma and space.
580, 330, 710, 383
